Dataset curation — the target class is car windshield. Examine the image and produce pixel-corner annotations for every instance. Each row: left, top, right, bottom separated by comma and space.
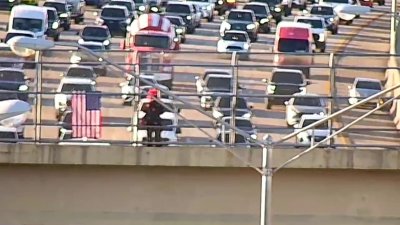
47, 10, 57, 20
253, 0, 280, 6
109, 1, 133, 11
61, 84, 94, 92
66, 68, 95, 78
82, 27, 108, 37
135, 0, 144, 3
135, 35, 170, 49
277, 39, 309, 52
356, 81, 381, 90
243, 5, 267, 15
166, 4, 190, 14
218, 97, 247, 108
4, 33, 34, 43
167, 17, 184, 26
0, 93, 19, 101
101, 8, 126, 17
80, 44, 104, 51
293, 97, 322, 106
302, 119, 328, 129
12, 18, 43, 33
43, 2, 66, 13
323, 0, 349, 3
0, 71, 24, 83
297, 19, 323, 28
228, 11, 253, 21
222, 33, 247, 42
206, 77, 231, 91
310, 6, 334, 15
271, 72, 303, 84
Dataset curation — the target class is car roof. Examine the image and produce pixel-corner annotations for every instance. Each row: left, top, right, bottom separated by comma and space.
206, 74, 233, 79
278, 21, 311, 29
165, 15, 184, 20
83, 25, 108, 30
0, 126, 18, 132
111, 0, 134, 2
301, 114, 325, 120
312, 3, 334, 8
61, 77, 95, 84
204, 69, 231, 74
355, 77, 381, 83
168, 1, 192, 6
295, 16, 324, 21
43, 6, 58, 12
272, 68, 304, 75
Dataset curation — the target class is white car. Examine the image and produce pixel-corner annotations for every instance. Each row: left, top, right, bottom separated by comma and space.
129, 98, 180, 146
294, 114, 332, 147
348, 77, 383, 108
0, 126, 24, 143
217, 30, 251, 59
319, 0, 370, 25
62, 65, 97, 80
294, 16, 328, 52
195, 73, 233, 109
285, 93, 326, 126
185, 0, 215, 22
54, 77, 96, 119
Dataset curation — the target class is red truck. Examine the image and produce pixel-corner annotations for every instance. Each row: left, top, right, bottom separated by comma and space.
120, 13, 179, 89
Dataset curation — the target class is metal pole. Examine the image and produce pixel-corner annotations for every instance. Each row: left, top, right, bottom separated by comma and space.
260, 134, 273, 225
230, 52, 237, 145
34, 50, 41, 142
328, 53, 335, 146
390, 0, 397, 54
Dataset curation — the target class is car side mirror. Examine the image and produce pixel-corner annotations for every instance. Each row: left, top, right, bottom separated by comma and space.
262, 78, 268, 83
249, 105, 253, 109
177, 108, 181, 113
120, 40, 126, 50
0, 38, 3, 43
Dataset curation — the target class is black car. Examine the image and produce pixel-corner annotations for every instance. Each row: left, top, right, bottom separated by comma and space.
212, 96, 253, 120
214, 0, 237, 16
98, 5, 131, 37
220, 9, 259, 42
243, 2, 273, 33
148, 0, 160, 13
135, 0, 149, 14
79, 25, 112, 49
166, 16, 187, 43
45, 7, 62, 41
262, 68, 309, 109
251, 0, 282, 22
43, 0, 72, 30
0, 68, 31, 102
165, 2, 196, 34
0, 0, 21, 11
108, 0, 136, 17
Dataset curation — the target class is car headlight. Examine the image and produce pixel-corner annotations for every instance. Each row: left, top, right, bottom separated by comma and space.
52, 21, 59, 29
218, 0, 223, 4
8, 0, 15, 2
70, 55, 81, 63
319, 111, 325, 116
222, 21, 231, 30
329, 18, 334, 22
242, 112, 251, 119
139, 5, 145, 11
246, 24, 256, 30
186, 16, 192, 20
260, 18, 269, 24
98, 58, 103, 62
176, 28, 183, 34
274, 7, 281, 12
78, 39, 84, 44
60, 13, 68, 18
103, 40, 110, 45
125, 18, 131, 24
250, 134, 257, 139
243, 43, 249, 49
201, 6, 207, 10
267, 85, 276, 93
318, 33, 325, 42
18, 85, 28, 91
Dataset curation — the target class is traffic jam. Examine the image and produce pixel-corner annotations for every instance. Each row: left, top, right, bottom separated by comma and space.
0, 0, 387, 146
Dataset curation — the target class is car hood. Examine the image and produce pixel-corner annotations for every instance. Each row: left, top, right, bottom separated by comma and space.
219, 40, 247, 47
312, 28, 325, 34
292, 105, 325, 114
356, 88, 380, 97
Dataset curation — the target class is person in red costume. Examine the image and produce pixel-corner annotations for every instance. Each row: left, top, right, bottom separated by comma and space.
141, 88, 166, 146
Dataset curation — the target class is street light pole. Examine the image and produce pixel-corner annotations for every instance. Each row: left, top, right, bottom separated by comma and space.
260, 134, 273, 225
34, 50, 42, 142
390, 0, 398, 54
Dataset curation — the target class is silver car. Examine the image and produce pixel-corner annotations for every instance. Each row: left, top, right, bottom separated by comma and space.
217, 30, 251, 59
285, 93, 326, 126
348, 77, 383, 108
185, 0, 215, 22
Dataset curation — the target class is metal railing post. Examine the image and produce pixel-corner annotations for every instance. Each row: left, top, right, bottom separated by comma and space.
230, 52, 238, 145
260, 134, 273, 225
34, 50, 42, 142
328, 52, 335, 147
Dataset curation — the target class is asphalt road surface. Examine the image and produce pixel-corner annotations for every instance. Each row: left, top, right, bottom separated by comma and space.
0, 0, 398, 147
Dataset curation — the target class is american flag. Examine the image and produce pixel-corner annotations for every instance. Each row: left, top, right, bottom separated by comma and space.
71, 91, 102, 139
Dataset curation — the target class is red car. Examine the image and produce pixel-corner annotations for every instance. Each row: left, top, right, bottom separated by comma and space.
360, 0, 373, 7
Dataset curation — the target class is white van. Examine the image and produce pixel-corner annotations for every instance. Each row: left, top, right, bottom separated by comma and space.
8, 5, 48, 39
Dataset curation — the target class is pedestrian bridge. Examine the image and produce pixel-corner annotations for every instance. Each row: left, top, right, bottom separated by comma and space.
0, 144, 400, 225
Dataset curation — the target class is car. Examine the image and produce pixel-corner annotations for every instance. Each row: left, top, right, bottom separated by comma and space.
70, 41, 108, 76
66, 0, 85, 24
96, 5, 131, 37
166, 16, 187, 43
214, 0, 237, 16
262, 68, 308, 109
220, 9, 259, 42
119, 75, 169, 105
191, 3, 202, 28
62, 65, 97, 80
0, 0, 21, 11
130, 98, 181, 146
373, 0, 384, 5
195, 72, 233, 109
78, 25, 112, 49
217, 30, 251, 59
294, 16, 328, 52
251, 0, 283, 23
135, 0, 149, 14
108, 0, 136, 17
319, 0, 367, 25
348, 77, 383, 109
54, 77, 96, 119
43, 0, 72, 30
148, 0, 161, 13
309, 4, 339, 34
44, 7, 62, 41
0, 31, 36, 69
0, 126, 24, 143
165, 2, 197, 34
294, 114, 332, 147
0, 68, 31, 102
215, 116, 257, 145
285, 93, 326, 126
185, 0, 215, 22
212, 96, 253, 120
243, 2, 274, 32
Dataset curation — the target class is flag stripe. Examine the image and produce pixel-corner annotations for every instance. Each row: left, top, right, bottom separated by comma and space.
71, 91, 101, 139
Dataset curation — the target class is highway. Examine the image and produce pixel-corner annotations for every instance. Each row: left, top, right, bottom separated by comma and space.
0, 1, 398, 147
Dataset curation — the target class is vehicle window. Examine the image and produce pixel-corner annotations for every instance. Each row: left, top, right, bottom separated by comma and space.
355, 81, 381, 90
43, 2, 66, 13
310, 6, 334, 15
82, 27, 108, 37
166, 4, 191, 14
277, 39, 309, 52
4, 33, 34, 43
297, 19, 323, 28
206, 77, 232, 91
243, 5, 267, 15
109, 1, 133, 11
80, 44, 104, 51
47, 10, 56, 20
12, 18, 43, 33
167, 17, 184, 26
293, 97, 322, 106
271, 72, 303, 84
253, 0, 280, 6
302, 119, 328, 129
135, 0, 144, 3
218, 97, 247, 108
0, 132, 16, 140
61, 84, 94, 92
66, 68, 95, 79
135, 35, 170, 49
101, 8, 126, 17
0, 71, 24, 82
222, 33, 247, 42
323, 0, 349, 3
228, 11, 253, 21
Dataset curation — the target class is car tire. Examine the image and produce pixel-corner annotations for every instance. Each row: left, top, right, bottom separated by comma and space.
63, 23, 71, 31
207, 15, 213, 22
331, 27, 338, 35
265, 100, 272, 109
181, 37, 186, 43
346, 19, 353, 25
